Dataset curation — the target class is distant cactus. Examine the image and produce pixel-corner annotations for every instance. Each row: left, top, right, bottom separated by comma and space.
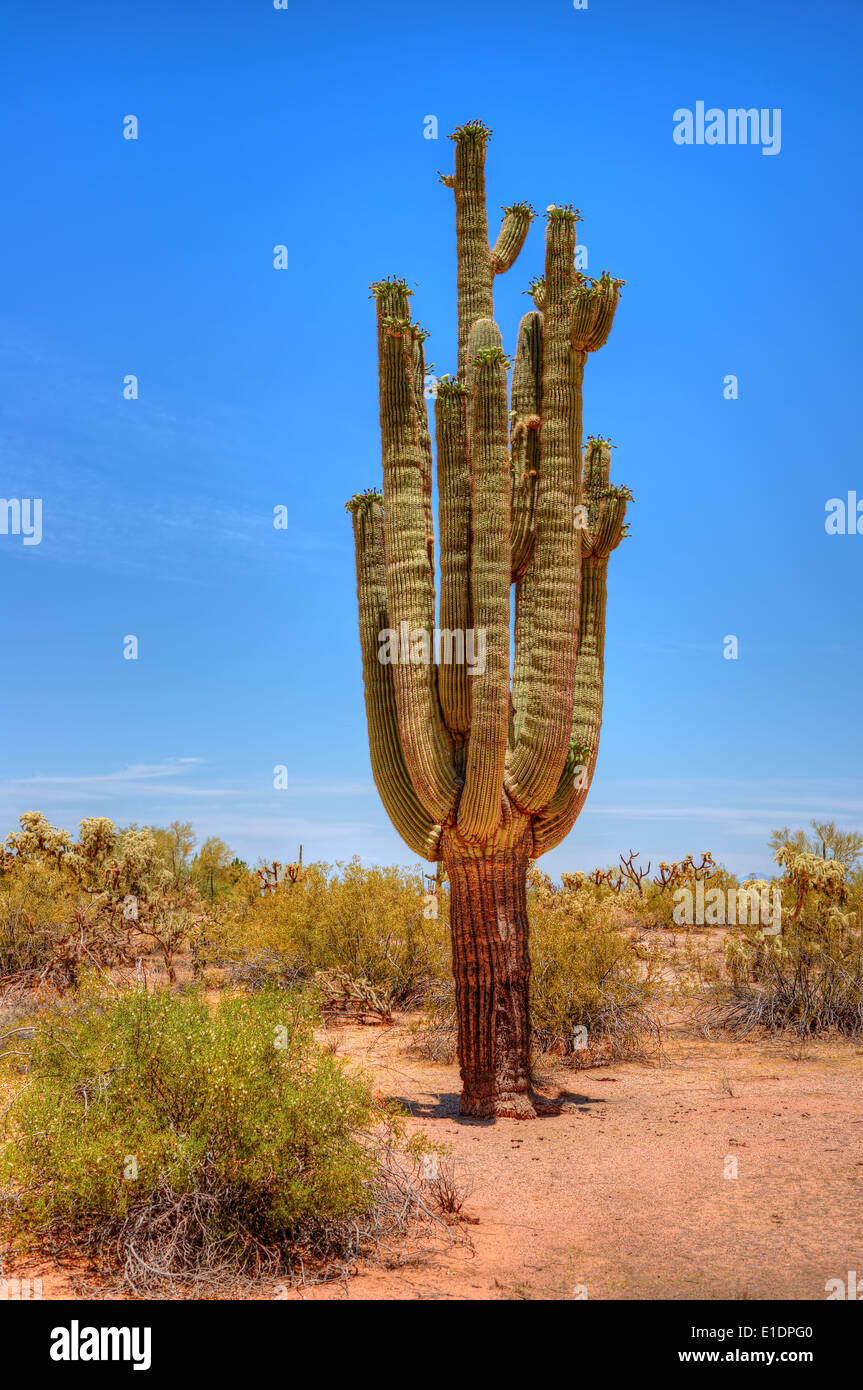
348, 122, 630, 1117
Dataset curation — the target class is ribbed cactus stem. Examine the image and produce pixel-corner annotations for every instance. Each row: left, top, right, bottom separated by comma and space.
457, 331, 511, 840
491, 203, 535, 273
436, 378, 472, 742
510, 310, 543, 579
507, 212, 584, 810
377, 313, 459, 824
349, 497, 442, 859
452, 122, 494, 380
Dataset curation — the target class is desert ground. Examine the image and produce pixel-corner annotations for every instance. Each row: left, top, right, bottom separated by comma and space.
5, 994, 861, 1302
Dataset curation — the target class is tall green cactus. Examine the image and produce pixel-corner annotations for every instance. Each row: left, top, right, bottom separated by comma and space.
347, 121, 629, 1117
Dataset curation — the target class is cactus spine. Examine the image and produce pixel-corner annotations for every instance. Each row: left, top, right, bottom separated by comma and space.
347, 122, 629, 1117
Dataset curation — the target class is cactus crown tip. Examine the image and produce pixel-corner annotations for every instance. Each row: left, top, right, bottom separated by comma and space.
449, 118, 493, 144
545, 203, 583, 223
473, 346, 512, 370
572, 270, 627, 302
436, 374, 469, 397
596, 269, 627, 291
502, 201, 537, 220
369, 275, 413, 300
345, 488, 383, 516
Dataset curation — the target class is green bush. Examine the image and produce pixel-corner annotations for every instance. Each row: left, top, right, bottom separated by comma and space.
0, 984, 397, 1288
529, 883, 660, 1060
0, 859, 73, 979
206, 858, 450, 1006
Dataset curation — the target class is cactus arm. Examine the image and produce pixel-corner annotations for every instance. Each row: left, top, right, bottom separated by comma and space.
528, 276, 546, 310
348, 496, 442, 860
436, 377, 473, 741
411, 329, 437, 604
446, 123, 531, 379
577, 272, 624, 352
490, 202, 534, 274
532, 438, 629, 854
457, 326, 512, 839
449, 122, 495, 380
509, 463, 538, 580
509, 310, 542, 580
507, 210, 584, 812
531, 555, 607, 854
375, 292, 460, 825
510, 311, 542, 747
512, 562, 536, 747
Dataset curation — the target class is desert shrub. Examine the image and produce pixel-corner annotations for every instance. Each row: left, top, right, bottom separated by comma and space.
528, 884, 660, 1062
0, 983, 435, 1291
136, 884, 207, 984
713, 908, 863, 1035
707, 843, 863, 1036
421, 1153, 474, 1221
0, 859, 73, 979
205, 858, 450, 1007
0, 813, 219, 996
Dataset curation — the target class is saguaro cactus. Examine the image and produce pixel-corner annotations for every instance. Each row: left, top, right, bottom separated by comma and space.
347, 121, 630, 1117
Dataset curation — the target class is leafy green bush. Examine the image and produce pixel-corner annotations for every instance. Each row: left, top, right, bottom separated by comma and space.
529, 883, 660, 1061
0, 859, 72, 978
0, 984, 408, 1289
206, 858, 450, 1006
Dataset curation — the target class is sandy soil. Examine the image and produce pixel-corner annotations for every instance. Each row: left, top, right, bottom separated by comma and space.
277, 1020, 863, 1301
4, 1016, 862, 1302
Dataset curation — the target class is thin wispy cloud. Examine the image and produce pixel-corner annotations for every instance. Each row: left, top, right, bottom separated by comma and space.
11, 758, 204, 787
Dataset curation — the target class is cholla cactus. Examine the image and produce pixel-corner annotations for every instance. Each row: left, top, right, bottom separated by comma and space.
348, 121, 630, 1117
774, 847, 847, 922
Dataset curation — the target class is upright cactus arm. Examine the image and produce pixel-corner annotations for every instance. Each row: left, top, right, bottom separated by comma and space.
509, 310, 543, 581
533, 437, 630, 854
510, 311, 543, 748
572, 270, 625, 353
444, 122, 533, 379
374, 285, 460, 825
507, 208, 584, 812
531, 559, 606, 855
348, 494, 443, 860
436, 377, 472, 743
410, 328, 437, 597
580, 434, 632, 561
457, 327, 512, 840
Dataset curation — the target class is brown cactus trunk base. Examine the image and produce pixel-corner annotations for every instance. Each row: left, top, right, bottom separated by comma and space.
443, 828, 537, 1118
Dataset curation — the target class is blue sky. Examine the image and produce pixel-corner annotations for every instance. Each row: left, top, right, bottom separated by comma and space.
1, 0, 861, 878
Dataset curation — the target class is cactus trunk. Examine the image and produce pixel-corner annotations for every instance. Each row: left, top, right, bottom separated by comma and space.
348, 121, 630, 1118
443, 821, 534, 1117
